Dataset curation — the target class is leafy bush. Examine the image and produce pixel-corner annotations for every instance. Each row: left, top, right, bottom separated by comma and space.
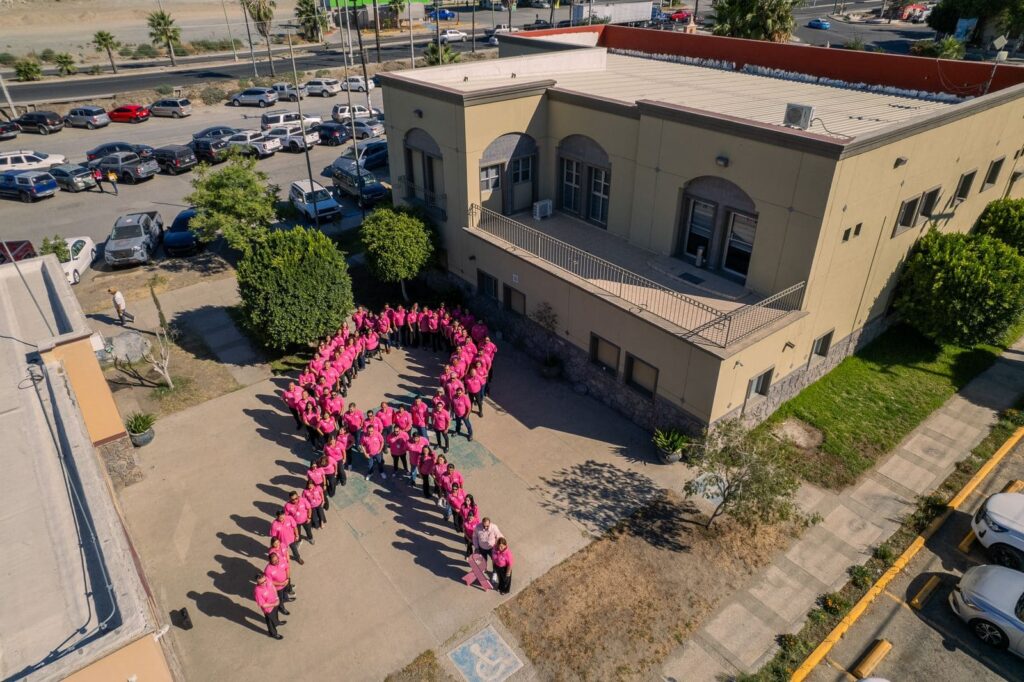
818, 592, 851, 616
873, 543, 897, 567
236, 227, 354, 350
39, 47, 56, 63
976, 198, 1024, 253
908, 493, 947, 532
910, 36, 965, 59
895, 230, 1024, 345
189, 38, 243, 53
0, 52, 16, 66
118, 45, 136, 57
848, 564, 875, 590
125, 412, 157, 433
88, 65, 102, 75
653, 428, 689, 453
360, 207, 434, 300
39, 235, 70, 263
13, 59, 42, 82
133, 43, 159, 59
315, 68, 331, 77
53, 52, 77, 76
154, 83, 174, 95
198, 84, 226, 105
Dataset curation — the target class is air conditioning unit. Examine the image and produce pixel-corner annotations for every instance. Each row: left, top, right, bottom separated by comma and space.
533, 199, 553, 220
783, 103, 814, 130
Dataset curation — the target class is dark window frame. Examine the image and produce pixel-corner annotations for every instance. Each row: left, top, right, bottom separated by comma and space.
747, 367, 773, 399
954, 169, 977, 203
983, 157, 1006, 190
893, 195, 922, 236
919, 186, 942, 218
477, 269, 498, 300
503, 284, 525, 316
811, 330, 834, 359
624, 353, 658, 397
589, 333, 620, 375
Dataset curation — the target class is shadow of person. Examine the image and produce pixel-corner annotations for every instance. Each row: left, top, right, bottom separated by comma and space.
256, 482, 291, 502
392, 527, 467, 581
209, 554, 261, 598
231, 513, 268, 536
218, 531, 268, 558
186, 590, 265, 634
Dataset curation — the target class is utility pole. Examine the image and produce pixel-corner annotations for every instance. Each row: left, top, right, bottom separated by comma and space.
372, 0, 383, 62
222, 0, 239, 61
337, 6, 362, 202
409, 0, 415, 68
285, 28, 320, 230
0, 72, 16, 119
351, 0, 373, 110
472, 3, 477, 53
241, 0, 259, 76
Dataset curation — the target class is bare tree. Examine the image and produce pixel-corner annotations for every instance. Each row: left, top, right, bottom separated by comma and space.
144, 283, 176, 390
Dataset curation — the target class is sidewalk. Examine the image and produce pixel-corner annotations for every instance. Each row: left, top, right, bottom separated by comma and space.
662, 336, 1024, 680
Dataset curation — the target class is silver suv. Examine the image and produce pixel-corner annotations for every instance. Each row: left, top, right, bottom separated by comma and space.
973, 492, 1024, 570
104, 211, 164, 267
331, 103, 381, 124
230, 87, 278, 108
307, 78, 341, 97
65, 106, 111, 129
260, 110, 322, 131
150, 98, 193, 117
271, 82, 308, 101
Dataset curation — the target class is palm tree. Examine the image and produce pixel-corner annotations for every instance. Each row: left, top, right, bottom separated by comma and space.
53, 52, 77, 76
711, 0, 800, 43
244, 0, 277, 76
295, 0, 327, 42
424, 41, 461, 65
147, 10, 182, 66
389, 0, 406, 28
93, 30, 120, 74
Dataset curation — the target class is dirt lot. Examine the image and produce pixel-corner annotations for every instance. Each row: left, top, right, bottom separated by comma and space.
498, 493, 803, 681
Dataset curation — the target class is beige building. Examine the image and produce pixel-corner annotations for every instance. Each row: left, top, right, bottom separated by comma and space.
380, 26, 1024, 430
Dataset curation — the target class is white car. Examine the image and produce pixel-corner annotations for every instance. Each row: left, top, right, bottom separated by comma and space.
0, 150, 67, 172
340, 76, 374, 92
331, 103, 381, 124
488, 35, 499, 47
60, 236, 96, 285
307, 78, 342, 97
949, 564, 1024, 656
225, 130, 282, 158
266, 124, 320, 152
972, 492, 1024, 569
289, 180, 342, 223
437, 29, 469, 44
485, 23, 519, 36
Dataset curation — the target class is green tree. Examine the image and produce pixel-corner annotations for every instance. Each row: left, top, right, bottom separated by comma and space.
236, 227, 354, 350
423, 41, 461, 65
295, 0, 328, 41
39, 235, 70, 263
683, 420, 801, 530
147, 10, 182, 66
389, 0, 407, 27
14, 59, 42, 82
711, 0, 801, 42
896, 230, 1024, 345
910, 36, 966, 58
184, 154, 278, 251
244, 0, 277, 76
92, 30, 121, 74
976, 198, 1024, 251
360, 207, 434, 300
53, 52, 77, 76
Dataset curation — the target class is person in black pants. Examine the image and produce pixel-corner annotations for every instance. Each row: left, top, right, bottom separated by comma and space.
254, 573, 284, 639
493, 537, 514, 594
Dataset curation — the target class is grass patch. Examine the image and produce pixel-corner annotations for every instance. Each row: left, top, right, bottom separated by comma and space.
385, 650, 455, 682
742, 401, 1024, 681
767, 319, 1024, 489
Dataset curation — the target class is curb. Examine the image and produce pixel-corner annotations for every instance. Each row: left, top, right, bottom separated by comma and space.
790, 425, 1024, 682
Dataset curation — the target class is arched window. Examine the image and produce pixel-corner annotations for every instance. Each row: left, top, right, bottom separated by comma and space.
676, 176, 757, 281
403, 128, 444, 212
479, 133, 538, 215
557, 135, 610, 228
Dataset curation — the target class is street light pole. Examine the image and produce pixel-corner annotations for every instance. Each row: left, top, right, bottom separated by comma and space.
409, 0, 415, 68
240, 0, 259, 76
351, 0, 373, 110
285, 29, 320, 230
222, 0, 239, 61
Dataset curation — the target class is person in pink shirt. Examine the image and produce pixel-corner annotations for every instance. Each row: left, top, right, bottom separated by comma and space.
282, 382, 304, 430
493, 537, 514, 594
446, 482, 466, 531
271, 509, 303, 564
471, 320, 489, 343
430, 402, 451, 452
461, 495, 480, 556
452, 388, 473, 441
434, 454, 452, 509
303, 479, 326, 529
307, 460, 329, 511
376, 313, 392, 354
406, 305, 420, 348
465, 368, 485, 418
418, 307, 434, 350
352, 306, 367, 331
264, 552, 292, 615
318, 454, 337, 499
481, 337, 497, 394
364, 328, 381, 361
324, 435, 347, 487
254, 572, 284, 639
343, 403, 364, 448
378, 401, 395, 435
393, 305, 407, 347
362, 423, 386, 480
394, 404, 413, 433
387, 428, 409, 477
268, 537, 291, 577
419, 446, 436, 498
446, 462, 464, 492
411, 396, 429, 438
317, 413, 336, 451
286, 491, 314, 544
406, 432, 428, 484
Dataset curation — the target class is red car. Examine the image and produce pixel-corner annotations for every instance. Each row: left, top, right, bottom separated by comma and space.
109, 104, 151, 124
670, 9, 691, 21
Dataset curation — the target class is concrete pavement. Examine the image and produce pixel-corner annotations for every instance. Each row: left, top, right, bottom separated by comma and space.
662, 337, 1024, 680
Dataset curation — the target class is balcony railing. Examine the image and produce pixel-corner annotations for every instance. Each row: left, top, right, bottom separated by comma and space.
468, 204, 805, 347
398, 176, 447, 221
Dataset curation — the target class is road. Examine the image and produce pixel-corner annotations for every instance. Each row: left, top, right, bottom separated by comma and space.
791, 0, 934, 51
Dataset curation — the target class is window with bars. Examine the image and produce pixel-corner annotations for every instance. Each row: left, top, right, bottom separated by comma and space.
683, 199, 715, 259
561, 158, 582, 214
588, 168, 610, 227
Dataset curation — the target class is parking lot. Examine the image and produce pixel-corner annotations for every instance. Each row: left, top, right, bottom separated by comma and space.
808, 440, 1024, 682
0, 92, 387, 252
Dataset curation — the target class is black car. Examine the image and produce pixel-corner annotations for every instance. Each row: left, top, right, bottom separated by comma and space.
316, 122, 352, 147
15, 111, 64, 135
0, 121, 20, 140
153, 144, 198, 175
524, 19, 553, 30
192, 125, 238, 141
357, 140, 389, 170
192, 138, 230, 164
164, 208, 201, 256
85, 141, 155, 162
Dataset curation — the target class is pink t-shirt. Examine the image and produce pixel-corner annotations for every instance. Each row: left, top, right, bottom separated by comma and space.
411, 402, 429, 427
420, 452, 435, 478
343, 410, 364, 433
270, 517, 297, 546
431, 408, 451, 431
378, 405, 394, 428
307, 465, 325, 486
453, 395, 472, 417
303, 486, 324, 509
285, 498, 310, 525
465, 375, 483, 394
254, 582, 279, 613
407, 436, 427, 467
387, 431, 409, 456
264, 561, 289, 589
394, 410, 412, 431
363, 431, 384, 456
493, 547, 514, 568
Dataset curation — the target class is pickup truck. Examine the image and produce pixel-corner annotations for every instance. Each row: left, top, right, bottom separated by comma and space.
104, 211, 163, 267
266, 124, 320, 152
484, 23, 520, 36
271, 82, 308, 101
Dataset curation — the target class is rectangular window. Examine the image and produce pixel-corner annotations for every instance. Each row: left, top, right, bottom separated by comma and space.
503, 284, 525, 316
747, 368, 773, 399
893, 196, 921, 236
477, 270, 498, 300
511, 157, 532, 184
589, 334, 620, 374
842, 228, 852, 243
983, 157, 1005, 190
812, 330, 834, 358
588, 168, 610, 227
561, 158, 581, 214
684, 199, 716, 259
722, 212, 756, 277
955, 170, 976, 202
854, 223, 862, 237
480, 165, 500, 192
625, 354, 658, 396
919, 187, 942, 218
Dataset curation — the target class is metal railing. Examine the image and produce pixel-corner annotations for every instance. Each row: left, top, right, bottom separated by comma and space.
398, 176, 447, 221
468, 204, 805, 347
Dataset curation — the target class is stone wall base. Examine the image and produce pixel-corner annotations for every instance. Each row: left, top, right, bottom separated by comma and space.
97, 435, 145, 489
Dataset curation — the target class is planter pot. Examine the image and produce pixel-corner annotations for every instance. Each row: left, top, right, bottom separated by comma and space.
129, 427, 155, 448
657, 447, 683, 464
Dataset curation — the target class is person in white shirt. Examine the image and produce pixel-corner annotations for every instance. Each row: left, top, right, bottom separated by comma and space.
472, 517, 502, 574
108, 288, 130, 325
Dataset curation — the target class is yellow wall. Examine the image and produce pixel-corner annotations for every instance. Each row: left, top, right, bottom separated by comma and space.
42, 338, 125, 445
64, 634, 173, 682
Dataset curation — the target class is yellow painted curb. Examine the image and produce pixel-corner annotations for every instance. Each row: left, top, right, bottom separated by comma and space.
909, 575, 941, 610
790, 426, 1024, 682
957, 530, 976, 553
1003, 479, 1024, 493
851, 639, 892, 678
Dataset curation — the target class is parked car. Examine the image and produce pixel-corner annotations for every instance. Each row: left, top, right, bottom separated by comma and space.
331, 103, 381, 124
0, 150, 67, 171
164, 208, 201, 257
0, 121, 20, 140
0, 240, 37, 263
332, 139, 389, 172
15, 111, 65, 135
89, 152, 160, 184
153, 144, 198, 175
108, 104, 151, 123
556, 19, 572, 28
192, 125, 239, 141
86, 141, 154, 162
316, 122, 352, 146
808, 17, 831, 29
230, 87, 278, 108
271, 82, 308, 101
260, 110, 322, 131
332, 165, 388, 206
0, 170, 58, 202
266, 124, 320, 152
350, 119, 385, 140
485, 23, 519, 36
340, 76, 374, 92
487, 35, 499, 47
65, 105, 111, 129
949, 564, 1024, 656
49, 164, 97, 192
306, 78, 342, 97
150, 98, 193, 118
104, 211, 164, 267
972, 492, 1024, 570
527, 0, 550, 8
428, 8, 457, 20
225, 129, 281, 158
59, 236, 96, 285
523, 19, 552, 30
192, 138, 231, 164
670, 9, 691, 21
435, 28, 469, 43
289, 180, 342, 223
